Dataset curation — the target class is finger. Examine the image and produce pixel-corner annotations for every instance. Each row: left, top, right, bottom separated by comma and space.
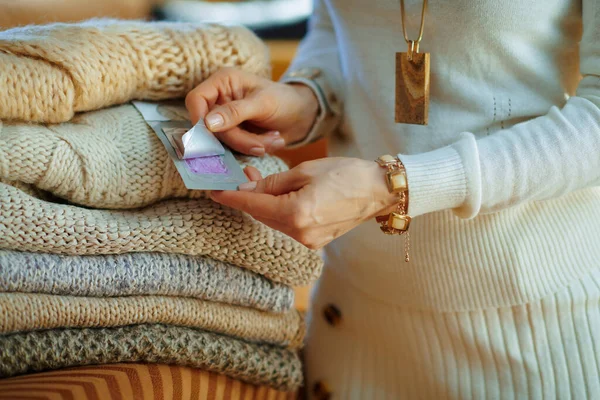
243, 165, 263, 182
262, 130, 286, 153
210, 190, 289, 219
185, 74, 224, 124
215, 127, 285, 156
185, 68, 258, 124
238, 168, 309, 196
204, 98, 270, 133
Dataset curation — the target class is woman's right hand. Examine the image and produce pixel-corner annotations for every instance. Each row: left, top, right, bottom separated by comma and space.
185, 68, 319, 156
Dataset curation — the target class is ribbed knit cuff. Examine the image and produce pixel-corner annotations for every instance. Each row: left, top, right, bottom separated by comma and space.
398, 132, 482, 218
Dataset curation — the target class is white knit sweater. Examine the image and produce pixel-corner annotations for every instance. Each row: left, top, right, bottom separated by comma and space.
284, 0, 600, 311
282, 0, 600, 397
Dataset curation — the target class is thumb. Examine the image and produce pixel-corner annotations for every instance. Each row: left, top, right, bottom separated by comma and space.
238, 169, 309, 196
205, 99, 264, 132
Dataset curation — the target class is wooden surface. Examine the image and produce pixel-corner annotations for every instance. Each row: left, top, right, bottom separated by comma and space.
395, 52, 430, 125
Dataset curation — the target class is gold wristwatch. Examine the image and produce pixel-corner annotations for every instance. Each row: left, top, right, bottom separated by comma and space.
375, 155, 411, 262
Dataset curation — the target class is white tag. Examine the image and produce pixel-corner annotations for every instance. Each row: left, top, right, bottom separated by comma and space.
131, 101, 171, 121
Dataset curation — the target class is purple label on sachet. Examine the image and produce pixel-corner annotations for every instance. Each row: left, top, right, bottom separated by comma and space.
185, 156, 229, 174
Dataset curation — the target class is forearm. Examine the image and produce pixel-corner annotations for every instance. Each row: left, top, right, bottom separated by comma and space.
399, 76, 600, 218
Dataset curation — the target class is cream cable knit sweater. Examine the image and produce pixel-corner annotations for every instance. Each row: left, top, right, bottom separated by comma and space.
0, 104, 286, 209
0, 20, 269, 123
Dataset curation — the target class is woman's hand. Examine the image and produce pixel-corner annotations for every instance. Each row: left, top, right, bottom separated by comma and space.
185, 68, 319, 156
210, 158, 400, 249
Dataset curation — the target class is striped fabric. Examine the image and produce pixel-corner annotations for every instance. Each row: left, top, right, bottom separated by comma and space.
0, 364, 297, 400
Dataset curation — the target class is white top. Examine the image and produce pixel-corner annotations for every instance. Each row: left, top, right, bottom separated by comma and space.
282, 0, 600, 311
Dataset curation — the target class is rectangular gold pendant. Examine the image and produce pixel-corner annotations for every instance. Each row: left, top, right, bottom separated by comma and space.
395, 52, 430, 125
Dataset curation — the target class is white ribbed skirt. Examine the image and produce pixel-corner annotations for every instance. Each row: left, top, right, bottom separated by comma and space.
305, 265, 600, 399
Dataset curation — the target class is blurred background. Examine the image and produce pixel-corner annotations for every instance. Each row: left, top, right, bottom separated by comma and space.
0, 0, 325, 310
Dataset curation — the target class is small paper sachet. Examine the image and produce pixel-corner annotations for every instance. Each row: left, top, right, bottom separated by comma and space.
132, 101, 247, 190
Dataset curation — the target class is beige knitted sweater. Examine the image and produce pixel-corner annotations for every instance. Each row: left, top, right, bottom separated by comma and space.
0, 293, 304, 348
0, 19, 269, 123
0, 104, 287, 209
0, 182, 322, 286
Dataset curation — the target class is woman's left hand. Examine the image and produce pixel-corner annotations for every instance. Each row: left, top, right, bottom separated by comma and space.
210, 157, 400, 249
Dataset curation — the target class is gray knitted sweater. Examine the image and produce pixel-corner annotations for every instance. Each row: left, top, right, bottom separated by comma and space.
0, 324, 303, 390
0, 250, 294, 313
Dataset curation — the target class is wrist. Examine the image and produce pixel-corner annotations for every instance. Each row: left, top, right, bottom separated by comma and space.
368, 161, 402, 217
285, 83, 319, 144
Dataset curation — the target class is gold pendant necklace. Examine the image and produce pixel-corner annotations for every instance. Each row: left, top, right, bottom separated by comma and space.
395, 0, 430, 125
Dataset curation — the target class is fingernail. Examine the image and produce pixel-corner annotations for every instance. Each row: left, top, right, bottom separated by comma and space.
238, 181, 257, 191
265, 130, 281, 137
249, 147, 265, 156
206, 113, 224, 130
269, 138, 286, 151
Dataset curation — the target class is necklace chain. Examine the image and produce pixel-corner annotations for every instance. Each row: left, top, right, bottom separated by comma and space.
400, 0, 428, 45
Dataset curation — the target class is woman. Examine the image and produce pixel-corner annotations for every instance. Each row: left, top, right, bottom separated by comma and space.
185, 0, 600, 398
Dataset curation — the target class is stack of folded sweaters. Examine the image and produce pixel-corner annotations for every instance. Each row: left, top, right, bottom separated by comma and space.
0, 20, 323, 395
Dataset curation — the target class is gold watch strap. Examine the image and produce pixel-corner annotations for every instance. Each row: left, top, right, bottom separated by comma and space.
375, 155, 411, 262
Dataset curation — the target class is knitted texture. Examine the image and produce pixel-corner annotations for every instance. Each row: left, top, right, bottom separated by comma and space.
0, 184, 321, 286
0, 324, 303, 390
0, 104, 288, 210
0, 19, 270, 123
0, 250, 294, 313
0, 293, 304, 348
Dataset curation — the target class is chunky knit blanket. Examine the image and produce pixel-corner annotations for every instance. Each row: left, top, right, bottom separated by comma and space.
0, 293, 304, 348
0, 324, 303, 390
0, 19, 269, 123
0, 183, 321, 286
0, 104, 286, 210
0, 250, 293, 313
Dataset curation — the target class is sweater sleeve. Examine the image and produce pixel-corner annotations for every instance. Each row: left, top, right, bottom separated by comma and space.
280, 0, 343, 147
399, 0, 600, 219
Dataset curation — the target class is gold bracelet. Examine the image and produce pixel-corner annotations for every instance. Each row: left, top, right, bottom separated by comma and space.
375, 155, 411, 262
